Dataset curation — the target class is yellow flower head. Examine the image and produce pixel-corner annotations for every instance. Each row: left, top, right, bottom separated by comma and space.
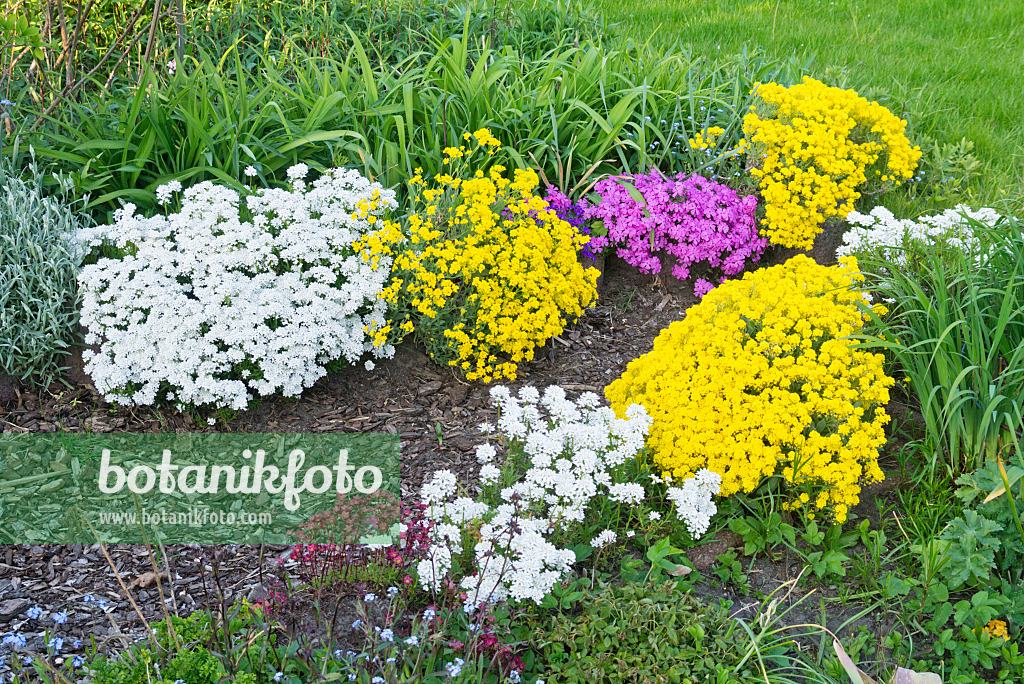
606, 255, 894, 523
984, 619, 1009, 640
387, 129, 596, 382
743, 77, 921, 249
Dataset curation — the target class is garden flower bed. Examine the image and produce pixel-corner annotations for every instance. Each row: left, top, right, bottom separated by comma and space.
1, 0, 1022, 682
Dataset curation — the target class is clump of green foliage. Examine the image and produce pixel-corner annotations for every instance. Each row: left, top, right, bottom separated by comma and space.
90, 613, 264, 684
0, 156, 86, 386
532, 580, 763, 684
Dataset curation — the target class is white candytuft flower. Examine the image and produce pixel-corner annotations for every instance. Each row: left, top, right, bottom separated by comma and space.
591, 529, 617, 548
479, 464, 501, 485
475, 443, 497, 464
416, 385, 654, 609
76, 167, 397, 410
420, 470, 458, 505
839, 204, 1005, 266
666, 469, 721, 538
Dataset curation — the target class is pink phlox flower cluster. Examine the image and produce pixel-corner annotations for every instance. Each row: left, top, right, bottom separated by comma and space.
585, 171, 764, 297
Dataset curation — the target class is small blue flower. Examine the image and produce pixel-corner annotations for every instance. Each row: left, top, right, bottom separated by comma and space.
363, 593, 376, 603
380, 628, 394, 642
387, 586, 399, 597
274, 672, 284, 682
352, 619, 364, 630
52, 611, 69, 624
348, 675, 357, 682
83, 594, 96, 604
0, 99, 13, 107
2, 633, 26, 650
48, 636, 64, 652
72, 656, 86, 667
404, 635, 419, 646
26, 606, 42, 620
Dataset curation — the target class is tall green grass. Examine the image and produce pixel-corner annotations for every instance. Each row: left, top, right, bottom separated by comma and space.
863, 216, 1024, 481
21, 29, 810, 219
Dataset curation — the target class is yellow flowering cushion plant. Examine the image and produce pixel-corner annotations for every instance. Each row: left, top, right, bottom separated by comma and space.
383, 129, 598, 382
606, 255, 893, 523
743, 77, 921, 249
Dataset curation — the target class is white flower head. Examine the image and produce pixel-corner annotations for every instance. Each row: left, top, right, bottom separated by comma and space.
420, 470, 458, 505
666, 469, 721, 538
414, 387, 652, 606
74, 168, 398, 411
591, 529, 617, 548
286, 163, 310, 182
475, 443, 497, 464
479, 464, 501, 485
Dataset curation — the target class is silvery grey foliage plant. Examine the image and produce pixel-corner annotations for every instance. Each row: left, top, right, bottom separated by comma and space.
0, 154, 87, 386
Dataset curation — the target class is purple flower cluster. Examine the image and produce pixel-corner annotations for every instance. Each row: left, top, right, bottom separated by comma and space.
585, 171, 765, 297
542, 188, 606, 261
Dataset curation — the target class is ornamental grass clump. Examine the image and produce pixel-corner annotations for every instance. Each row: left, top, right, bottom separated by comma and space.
383, 129, 598, 382
584, 171, 763, 298
743, 77, 921, 249
606, 255, 894, 523
76, 166, 400, 410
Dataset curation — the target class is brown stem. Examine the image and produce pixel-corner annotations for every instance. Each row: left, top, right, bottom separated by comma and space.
53, 0, 71, 87
65, 0, 98, 87
141, 0, 163, 75
30, 4, 153, 130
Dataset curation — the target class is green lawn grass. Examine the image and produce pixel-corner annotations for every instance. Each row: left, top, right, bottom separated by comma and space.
588, 0, 1024, 213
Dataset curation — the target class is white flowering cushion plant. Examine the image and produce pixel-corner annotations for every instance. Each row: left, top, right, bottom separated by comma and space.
838, 204, 1004, 267
76, 166, 400, 410
413, 385, 722, 610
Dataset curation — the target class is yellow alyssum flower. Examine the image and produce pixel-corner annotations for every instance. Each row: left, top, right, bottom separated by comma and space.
689, 126, 727, 150
743, 77, 922, 249
386, 129, 597, 382
606, 255, 893, 523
